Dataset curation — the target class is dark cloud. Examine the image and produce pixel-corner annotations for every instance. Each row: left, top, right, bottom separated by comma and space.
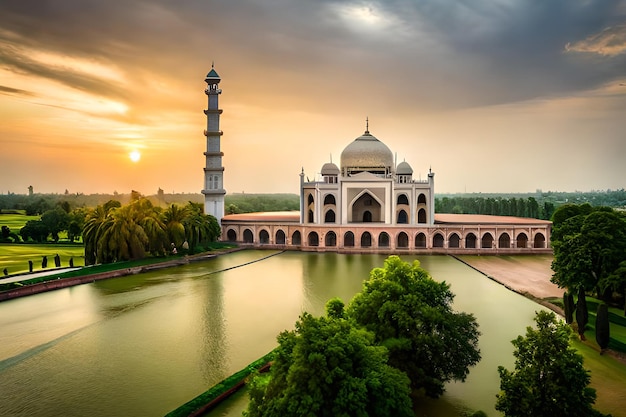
0, 85, 34, 96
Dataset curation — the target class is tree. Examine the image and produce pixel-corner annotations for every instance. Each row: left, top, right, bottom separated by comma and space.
576, 287, 589, 340
603, 261, 626, 315
347, 256, 480, 397
20, 220, 49, 242
595, 303, 610, 353
496, 311, 609, 417
563, 291, 575, 324
245, 299, 413, 417
41, 207, 70, 242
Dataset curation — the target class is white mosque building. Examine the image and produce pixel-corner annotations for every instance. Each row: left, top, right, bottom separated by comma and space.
208, 68, 551, 253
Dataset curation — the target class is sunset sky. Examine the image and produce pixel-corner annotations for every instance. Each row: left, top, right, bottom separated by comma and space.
1, 1, 625, 196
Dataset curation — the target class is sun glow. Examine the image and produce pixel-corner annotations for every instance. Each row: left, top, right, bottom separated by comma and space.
129, 150, 141, 162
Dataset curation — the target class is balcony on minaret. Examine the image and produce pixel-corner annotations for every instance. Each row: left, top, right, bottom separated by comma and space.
204, 129, 224, 136
205, 87, 222, 95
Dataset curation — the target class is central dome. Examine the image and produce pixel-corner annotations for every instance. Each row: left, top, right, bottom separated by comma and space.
340, 131, 394, 171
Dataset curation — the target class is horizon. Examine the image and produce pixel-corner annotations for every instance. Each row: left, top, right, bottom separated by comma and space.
1, 1, 625, 196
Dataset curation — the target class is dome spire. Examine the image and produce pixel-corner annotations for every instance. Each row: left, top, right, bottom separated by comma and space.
365, 117, 369, 134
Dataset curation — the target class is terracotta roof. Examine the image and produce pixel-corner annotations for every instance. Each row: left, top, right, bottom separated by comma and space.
434, 213, 551, 225
222, 211, 300, 223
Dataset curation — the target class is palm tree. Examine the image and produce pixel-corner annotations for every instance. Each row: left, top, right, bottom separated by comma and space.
163, 203, 190, 251
83, 200, 121, 265
97, 204, 149, 262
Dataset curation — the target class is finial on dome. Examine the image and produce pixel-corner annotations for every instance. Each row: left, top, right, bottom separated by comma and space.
365, 117, 369, 134
212, 61, 215, 69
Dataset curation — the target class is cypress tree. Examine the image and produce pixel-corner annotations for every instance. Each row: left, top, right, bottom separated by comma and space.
595, 303, 610, 354
563, 291, 575, 324
576, 287, 589, 340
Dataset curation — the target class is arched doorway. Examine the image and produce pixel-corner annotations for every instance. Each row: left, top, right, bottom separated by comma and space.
378, 232, 390, 248
275, 230, 286, 245
226, 229, 237, 242
481, 233, 494, 249
351, 192, 381, 223
243, 229, 253, 244
292, 231, 302, 245
259, 230, 269, 244
344, 231, 354, 247
308, 232, 319, 246
397, 232, 409, 248
363, 211, 372, 222
449, 233, 460, 248
325, 210, 336, 223
325, 231, 337, 247
415, 232, 426, 248
418, 208, 427, 224
465, 233, 477, 248
516, 233, 528, 249
361, 232, 372, 248
397, 210, 408, 224
534, 233, 546, 248
498, 233, 510, 249
433, 233, 444, 248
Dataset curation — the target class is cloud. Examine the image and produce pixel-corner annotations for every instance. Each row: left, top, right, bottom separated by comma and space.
0, 85, 34, 97
565, 24, 626, 56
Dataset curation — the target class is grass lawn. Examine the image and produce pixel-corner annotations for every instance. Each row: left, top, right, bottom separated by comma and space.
0, 213, 40, 234
0, 243, 84, 275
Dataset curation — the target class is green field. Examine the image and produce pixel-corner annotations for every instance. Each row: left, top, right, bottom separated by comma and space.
0, 213, 40, 234
0, 243, 84, 275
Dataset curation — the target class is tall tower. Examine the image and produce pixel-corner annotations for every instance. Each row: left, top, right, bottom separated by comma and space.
202, 65, 225, 221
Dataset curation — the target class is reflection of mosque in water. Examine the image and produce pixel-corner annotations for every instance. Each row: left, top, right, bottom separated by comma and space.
208, 68, 551, 253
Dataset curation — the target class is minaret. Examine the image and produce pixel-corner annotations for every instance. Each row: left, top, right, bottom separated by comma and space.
201, 65, 225, 221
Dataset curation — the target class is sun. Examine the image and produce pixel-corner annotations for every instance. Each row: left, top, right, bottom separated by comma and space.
129, 150, 141, 162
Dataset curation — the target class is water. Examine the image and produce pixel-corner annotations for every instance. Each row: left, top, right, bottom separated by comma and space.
0, 251, 547, 417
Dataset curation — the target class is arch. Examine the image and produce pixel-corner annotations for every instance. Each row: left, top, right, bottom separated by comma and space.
418, 208, 427, 224
308, 209, 314, 223
308, 232, 319, 246
259, 229, 270, 244
324, 209, 336, 223
325, 231, 337, 247
433, 233, 444, 248
307, 194, 314, 205
498, 232, 511, 249
415, 232, 427, 248
465, 233, 477, 249
417, 193, 427, 204
449, 233, 461, 248
397, 194, 409, 205
516, 233, 528, 249
378, 232, 390, 248
226, 229, 237, 242
275, 229, 286, 245
397, 232, 409, 248
481, 232, 494, 249
344, 231, 355, 247
397, 210, 408, 224
292, 230, 302, 245
534, 233, 546, 248
351, 191, 382, 223
243, 229, 254, 244
323, 194, 336, 205
361, 231, 372, 248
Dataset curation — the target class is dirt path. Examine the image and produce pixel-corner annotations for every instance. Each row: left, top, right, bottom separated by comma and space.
456, 254, 562, 299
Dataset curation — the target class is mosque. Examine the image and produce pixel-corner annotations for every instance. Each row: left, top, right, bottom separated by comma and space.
203, 67, 552, 253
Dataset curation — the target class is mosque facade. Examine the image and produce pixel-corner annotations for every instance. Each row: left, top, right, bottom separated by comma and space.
213, 69, 552, 253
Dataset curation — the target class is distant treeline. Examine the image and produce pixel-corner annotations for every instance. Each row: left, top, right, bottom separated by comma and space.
225, 193, 299, 214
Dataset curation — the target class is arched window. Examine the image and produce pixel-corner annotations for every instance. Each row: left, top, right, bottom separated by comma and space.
292, 230, 302, 245
344, 231, 355, 247
397, 232, 409, 248
498, 233, 511, 249
418, 193, 427, 204
361, 232, 372, 248
415, 232, 426, 248
418, 208, 427, 224
325, 209, 336, 223
308, 232, 319, 246
378, 232, 390, 247
259, 230, 269, 244
226, 229, 237, 242
482, 233, 494, 249
397, 194, 409, 205
325, 231, 337, 247
324, 194, 336, 205
275, 230, 286, 245
397, 210, 408, 224
534, 233, 546, 248
449, 233, 460, 248
363, 211, 372, 222
213, 176, 219, 190
243, 229, 254, 244
308, 210, 314, 223
308, 194, 314, 205
433, 233, 444, 247
465, 233, 477, 249
516, 233, 528, 249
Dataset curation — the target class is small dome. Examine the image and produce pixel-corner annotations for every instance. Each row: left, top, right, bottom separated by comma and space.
321, 162, 340, 176
396, 161, 413, 175
340, 131, 393, 171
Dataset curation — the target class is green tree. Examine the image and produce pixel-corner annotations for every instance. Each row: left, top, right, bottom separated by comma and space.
603, 261, 626, 315
563, 291, 575, 324
347, 256, 480, 397
576, 287, 589, 340
496, 311, 609, 417
83, 200, 121, 265
20, 220, 49, 242
163, 203, 190, 249
41, 207, 70, 242
245, 299, 413, 417
595, 303, 610, 353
